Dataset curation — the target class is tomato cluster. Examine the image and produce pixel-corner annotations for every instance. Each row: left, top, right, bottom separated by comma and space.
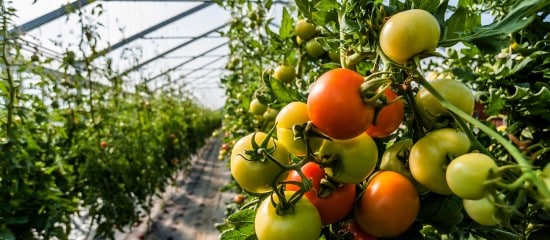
220, 2, 550, 240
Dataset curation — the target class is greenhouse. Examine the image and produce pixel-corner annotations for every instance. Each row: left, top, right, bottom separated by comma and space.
1, 0, 549, 239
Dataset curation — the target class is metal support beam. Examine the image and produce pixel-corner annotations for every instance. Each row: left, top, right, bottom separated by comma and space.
119, 22, 228, 76
145, 41, 227, 83
94, 1, 213, 57
11, 0, 93, 34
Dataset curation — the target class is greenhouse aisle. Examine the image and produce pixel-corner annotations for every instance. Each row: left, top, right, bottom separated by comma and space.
116, 137, 234, 240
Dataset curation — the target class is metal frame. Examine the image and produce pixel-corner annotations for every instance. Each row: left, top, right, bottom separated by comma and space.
10, 0, 290, 94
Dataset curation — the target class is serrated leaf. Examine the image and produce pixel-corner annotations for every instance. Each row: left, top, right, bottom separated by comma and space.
219, 224, 256, 240
409, 0, 439, 12
295, 0, 314, 20
227, 209, 255, 228
417, 194, 464, 234
444, 7, 481, 40
279, 7, 293, 39
440, 0, 550, 50
315, 0, 339, 11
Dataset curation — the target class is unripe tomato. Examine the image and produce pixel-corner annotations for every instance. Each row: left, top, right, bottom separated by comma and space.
379, 9, 440, 64
295, 19, 317, 41
305, 38, 326, 59
307, 68, 375, 140
249, 98, 267, 115
446, 153, 498, 200
366, 88, 404, 138
318, 132, 378, 184
230, 132, 290, 193
263, 108, 279, 121
355, 171, 420, 238
409, 128, 470, 195
255, 191, 322, 240
463, 194, 500, 226
415, 78, 475, 128
275, 102, 322, 156
273, 65, 296, 83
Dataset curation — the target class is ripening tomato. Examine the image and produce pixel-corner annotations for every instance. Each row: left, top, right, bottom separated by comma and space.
230, 132, 290, 193
355, 171, 420, 238
446, 153, 498, 200
307, 68, 375, 140
249, 98, 267, 115
286, 162, 356, 224
409, 128, 471, 195
366, 88, 404, 138
275, 102, 322, 156
255, 191, 322, 240
463, 194, 501, 226
273, 65, 296, 83
379, 9, 440, 64
318, 132, 378, 184
305, 38, 326, 59
379, 139, 429, 194
415, 78, 475, 129
295, 19, 317, 41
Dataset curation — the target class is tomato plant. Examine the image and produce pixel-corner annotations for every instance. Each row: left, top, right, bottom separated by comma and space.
250, 98, 268, 115
255, 191, 322, 240
307, 68, 375, 140
379, 9, 440, 64
366, 88, 404, 138
318, 132, 378, 184
230, 132, 290, 193
355, 171, 420, 238
305, 38, 326, 59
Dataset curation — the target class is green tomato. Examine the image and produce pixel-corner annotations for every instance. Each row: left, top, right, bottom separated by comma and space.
415, 78, 475, 129
249, 98, 267, 115
379, 9, 440, 64
446, 153, 498, 200
295, 19, 317, 41
380, 139, 429, 194
230, 132, 290, 193
273, 65, 296, 83
409, 128, 470, 195
275, 102, 322, 156
305, 38, 326, 59
255, 191, 322, 240
263, 108, 279, 121
319, 132, 378, 184
463, 194, 500, 226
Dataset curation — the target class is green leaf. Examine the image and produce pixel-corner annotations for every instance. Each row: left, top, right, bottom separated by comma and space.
0, 226, 16, 240
409, 0, 439, 12
315, 0, 339, 12
219, 209, 256, 240
295, 0, 314, 20
279, 7, 293, 39
440, 0, 550, 51
417, 194, 464, 234
444, 7, 481, 40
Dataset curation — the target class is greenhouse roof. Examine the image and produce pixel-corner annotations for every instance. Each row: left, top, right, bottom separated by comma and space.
7, 0, 289, 109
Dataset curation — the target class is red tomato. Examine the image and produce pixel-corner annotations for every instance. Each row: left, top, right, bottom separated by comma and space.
366, 88, 404, 138
286, 162, 356, 224
355, 171, 419, 238
344, 220, 378, 240
307, 68, 375, 140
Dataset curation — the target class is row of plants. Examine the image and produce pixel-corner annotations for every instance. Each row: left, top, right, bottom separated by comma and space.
217, 0, 549, 239
0, 2, 221, 239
